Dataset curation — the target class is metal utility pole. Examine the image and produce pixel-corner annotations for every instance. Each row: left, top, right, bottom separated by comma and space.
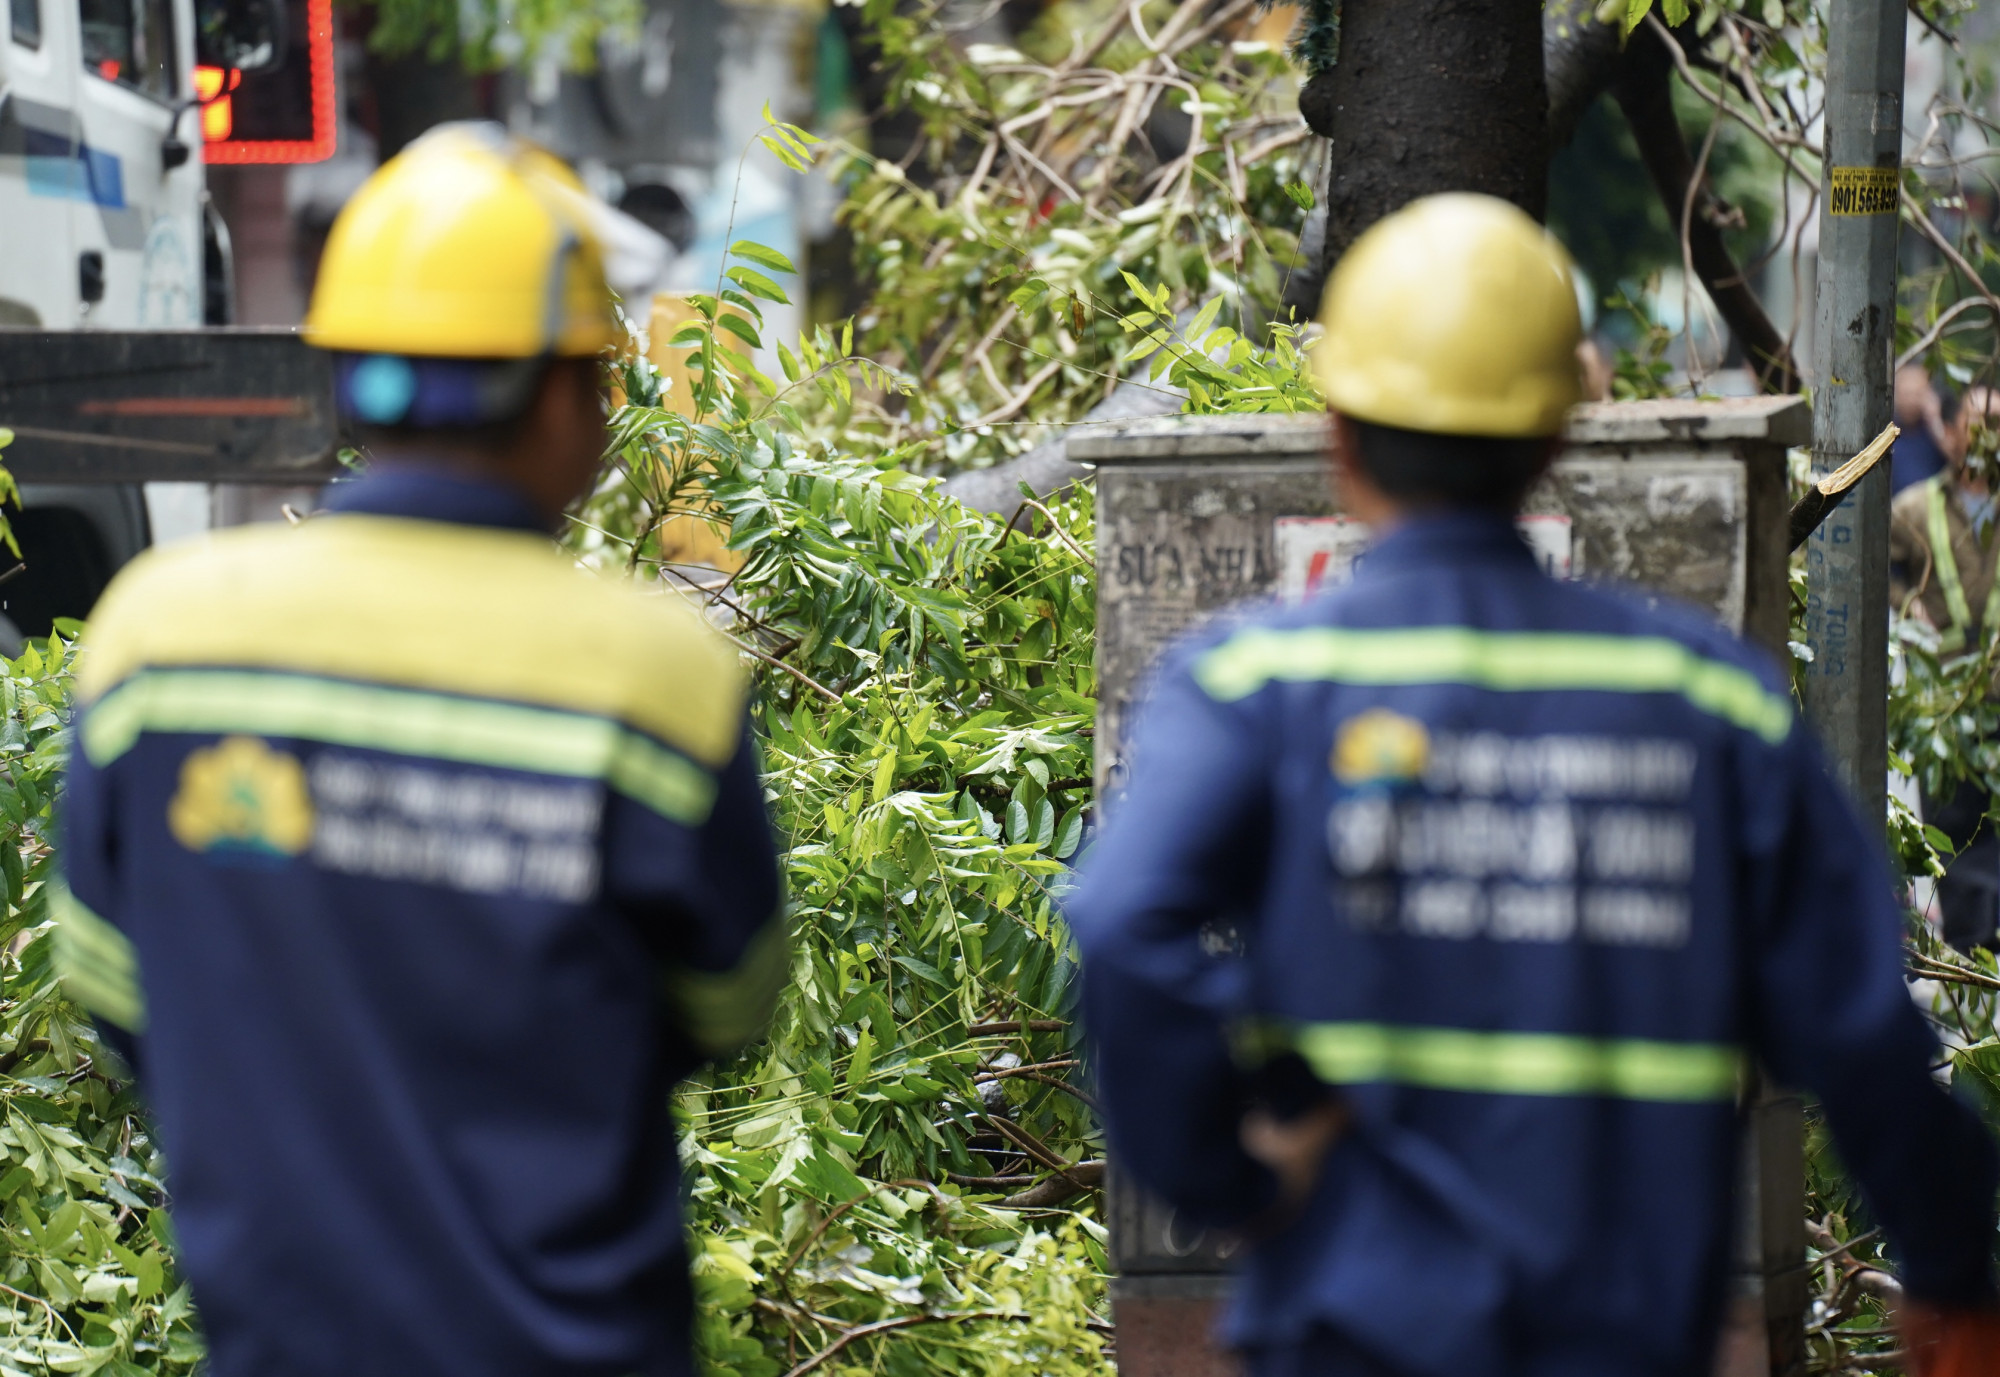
1784, 10, 1905, 1377
1806, 0, 1904, 807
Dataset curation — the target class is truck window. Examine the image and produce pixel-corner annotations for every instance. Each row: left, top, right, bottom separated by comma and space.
8, 0, 39, 48
81, 0, 178, 100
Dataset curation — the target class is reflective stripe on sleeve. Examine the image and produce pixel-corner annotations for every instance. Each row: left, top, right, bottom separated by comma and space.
1920, 476, 2000, 653
663, 914, 792, 1057
1194, 626, 1793, 744
1293, 1021, 1743, 1103
1924, 478, 1974, 653
83, 669, 718, 826
52, 883, 147, 1034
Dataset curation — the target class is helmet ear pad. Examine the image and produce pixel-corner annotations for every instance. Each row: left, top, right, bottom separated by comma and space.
333, 354, 549, 430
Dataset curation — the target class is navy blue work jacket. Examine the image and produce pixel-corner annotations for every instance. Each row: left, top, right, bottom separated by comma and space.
1071, 512, 1997, 1377
58, 470, 785, 1377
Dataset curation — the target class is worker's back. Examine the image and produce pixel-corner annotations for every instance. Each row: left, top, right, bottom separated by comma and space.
60, 473, 783, 1377
1075, 510, 1990, 1377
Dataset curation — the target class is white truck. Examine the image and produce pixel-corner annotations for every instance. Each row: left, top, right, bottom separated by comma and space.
0, 0, 279, 647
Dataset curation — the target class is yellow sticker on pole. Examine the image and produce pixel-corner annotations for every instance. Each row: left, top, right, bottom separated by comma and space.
1829, 166, 1899, 216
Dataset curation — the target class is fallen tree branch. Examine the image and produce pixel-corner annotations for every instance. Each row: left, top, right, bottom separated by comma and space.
973, 358, 1065, 427
721, 627, 842, 703
1000, 497, 1093, 563
1910, 950, 2000, 992
1789, 423, 1900, 551
1001, 1158, 1105, 1209
1897, 296, 1998, 370
779, 1178, 950, 1280
782, 1311, 1033, 1377
976, 1057, 1080, 1076
966, 1019, 1067, 1036
1902, 187, 2000, 329
1807, 1218, 1905, 1309
982, 1115, 1095, 1194
990, 1068, 1102, 1112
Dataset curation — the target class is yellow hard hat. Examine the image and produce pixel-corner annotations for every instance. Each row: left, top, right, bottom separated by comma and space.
1313, 193, 1583, 439
304, 123, 617, 359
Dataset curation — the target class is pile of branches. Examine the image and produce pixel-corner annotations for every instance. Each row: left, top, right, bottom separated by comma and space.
830, 0, 1318, 471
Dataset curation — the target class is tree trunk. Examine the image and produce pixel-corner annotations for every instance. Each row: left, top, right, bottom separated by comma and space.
1300, 0, 1549, 273
1290, 0, 1800, 395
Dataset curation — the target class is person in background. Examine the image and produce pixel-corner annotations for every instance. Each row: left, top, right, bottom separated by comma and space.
1892, 363, 1952, 494
54, 124, 786, 1377
1892, 384, 1999, 953
1072, 193, 2000, 1377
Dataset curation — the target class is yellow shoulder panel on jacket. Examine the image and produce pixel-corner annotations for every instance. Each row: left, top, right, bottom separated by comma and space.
78, 516, 747, 767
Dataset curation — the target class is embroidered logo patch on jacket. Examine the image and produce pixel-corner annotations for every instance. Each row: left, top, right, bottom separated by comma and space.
169, 736, 315, 858
1332, 708, 1431, 786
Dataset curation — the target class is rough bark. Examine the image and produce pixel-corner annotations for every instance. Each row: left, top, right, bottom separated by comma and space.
1610, 26, 1800, 392
1300, 0, 1549, 269
1289, 0, 1799, 395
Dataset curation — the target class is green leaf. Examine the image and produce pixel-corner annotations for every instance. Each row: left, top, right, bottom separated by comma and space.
1185, 295, 1223, 343
892, 954, 949, 987
1008, 281, 1049, 311
1032, 799, 1056, 850
758, 134, 810, 172
1006, 799, 1031, 845
729, 241, 797, 276
1053, 809, 1084, 860
109, 1242, 164, 1299
1282, 180, 1315, 212
798, 1147, 867, 1203
725, 266, 792, 306
846, 1028, 874, 1089
716, 312, 764, 350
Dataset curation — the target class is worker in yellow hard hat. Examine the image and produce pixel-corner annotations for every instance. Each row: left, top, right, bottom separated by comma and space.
56, 123, 786, 1377
1072, 193, 1999, 1377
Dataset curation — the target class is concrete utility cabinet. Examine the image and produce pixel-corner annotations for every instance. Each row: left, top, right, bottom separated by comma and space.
1075, 396, 1811, 1377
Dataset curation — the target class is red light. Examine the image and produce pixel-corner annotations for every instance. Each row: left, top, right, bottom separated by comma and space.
201, 0, 336, 165
97, 59, 120, 80
193, 65, 242, 142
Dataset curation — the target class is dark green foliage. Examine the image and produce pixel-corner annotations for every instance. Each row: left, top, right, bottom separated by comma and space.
0, 630, 200, 1375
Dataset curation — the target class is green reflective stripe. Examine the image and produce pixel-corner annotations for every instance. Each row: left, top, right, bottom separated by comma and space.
1925, 478, 1972, 653
84, 669, 717, 825
51, 883, 146, 1033
1195, 626, 1793, 745
1294, 1022, 1743, 1103
606, 732, 719, 828
664, 915, 791, 1056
